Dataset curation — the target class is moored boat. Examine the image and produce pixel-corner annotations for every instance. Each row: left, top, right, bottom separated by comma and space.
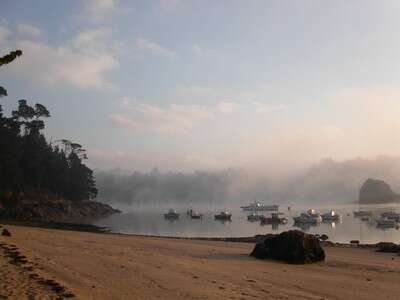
190, 211, 203, 219
293, 209, 322, 224
381, 211, 400, 221
376, 218, 399, 228
321, 210, 341, 222
247, 213, 264, 221
260, 213, 287, 225
164, 209, 180, 219
215, 210, 232, 220
240, 201, 279, 211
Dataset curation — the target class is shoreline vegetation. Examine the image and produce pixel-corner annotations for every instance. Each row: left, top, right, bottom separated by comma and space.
1, 224, 400, 299
1, 50, 120, 225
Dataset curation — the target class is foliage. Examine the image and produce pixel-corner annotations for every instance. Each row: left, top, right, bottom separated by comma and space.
0, 50, 97, 201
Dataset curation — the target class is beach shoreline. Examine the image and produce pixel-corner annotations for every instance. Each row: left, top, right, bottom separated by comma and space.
1, 223, 400, 299
0, 219, 392, 248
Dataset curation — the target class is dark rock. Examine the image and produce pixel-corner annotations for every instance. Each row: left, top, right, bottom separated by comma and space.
376, 242, 400, 253
359, 178, 400, 204
1, 228, 11, 237
250, 230, 325, 264
0, 190, 120, 222
319, 234, 329, 241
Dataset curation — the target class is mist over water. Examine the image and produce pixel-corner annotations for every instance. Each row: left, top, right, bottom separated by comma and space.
93, 156, 400, 243
96, 156, 400, 208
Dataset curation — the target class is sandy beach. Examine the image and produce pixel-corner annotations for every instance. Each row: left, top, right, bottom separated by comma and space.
1, 225, 400, 299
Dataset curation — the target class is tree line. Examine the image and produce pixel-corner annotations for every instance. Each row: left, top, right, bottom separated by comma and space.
95, 169, 237, 205
0, 50, 97, 201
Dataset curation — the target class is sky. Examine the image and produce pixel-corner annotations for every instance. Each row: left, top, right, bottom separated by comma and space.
1, 0, 400, 172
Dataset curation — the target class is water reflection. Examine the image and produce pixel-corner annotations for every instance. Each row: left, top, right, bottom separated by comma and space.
93, 203, 400, 244
293, 222, 319, 232
322, 220, 342, 229
214, 219, 232, 225
259, 222, 283, 231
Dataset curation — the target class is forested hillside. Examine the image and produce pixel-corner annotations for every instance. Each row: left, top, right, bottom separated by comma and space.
0, 50, 117, 221
0, 50, 97, 201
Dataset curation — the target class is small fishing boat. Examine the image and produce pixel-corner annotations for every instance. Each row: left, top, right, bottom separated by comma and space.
190, 211, 203, 219
381, 211, 400, 221
321, 210, 341, 222
164, 209, 180, 219
376, 218, 399, 228
240, 201, 279, 211
214, 210, 232, 220
247, 213, 264, 221
293, 209, 322, 224
260, 213, 287, 225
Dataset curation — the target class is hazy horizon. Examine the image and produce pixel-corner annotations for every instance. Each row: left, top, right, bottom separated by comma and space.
95, 155, 400, 208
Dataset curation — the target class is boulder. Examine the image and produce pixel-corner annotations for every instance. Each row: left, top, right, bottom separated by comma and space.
319, 234, 329, 241
250, 230, 325, 264
2, 228, 11, 237
376, 242, 400, 253
359, 178, 400, 204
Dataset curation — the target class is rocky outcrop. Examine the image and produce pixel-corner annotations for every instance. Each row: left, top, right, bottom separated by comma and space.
376, 242, 400, 253
2, 228, 11, 236
359, 178, 400, 204
0, 190, 120, 222
250, 230, 325, 264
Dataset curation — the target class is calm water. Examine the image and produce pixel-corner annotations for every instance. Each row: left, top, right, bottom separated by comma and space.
93, 203, 400, 244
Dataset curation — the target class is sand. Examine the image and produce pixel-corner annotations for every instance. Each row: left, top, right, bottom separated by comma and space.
1, 224, 400, 299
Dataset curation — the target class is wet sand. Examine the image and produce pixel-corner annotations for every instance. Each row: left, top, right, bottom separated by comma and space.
1, 224, 400, 299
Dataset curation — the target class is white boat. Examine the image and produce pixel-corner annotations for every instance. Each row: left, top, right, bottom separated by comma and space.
321, 210, 341, 222
260, 213, 288, 225
215, 210, 232, 220
247, 213, 264, 221
381, 211, 400, 221
376, 218, 398, 228
293, 209, 322, 224
190, 211, 203, 219
164, 209, 180, 219
240, 201, 279, 211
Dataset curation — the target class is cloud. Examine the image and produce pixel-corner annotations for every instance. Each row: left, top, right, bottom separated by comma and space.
71, 28, 122, 55
83, 0, 119, 21
3, 24, 120, 89
159, 0, 181, 11
192, 45, 217, 57
16, 23, 42, 38
11, 40, 118, 89
110, 103, 214, 134
0, 25, 10, 44
217, 102, 240, 114
253, 102, 289, 114
135, 38, 177, 58
2, 22, 125, 91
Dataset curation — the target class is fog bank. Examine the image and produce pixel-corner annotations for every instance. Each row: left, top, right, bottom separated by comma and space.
95, 156, 400, 210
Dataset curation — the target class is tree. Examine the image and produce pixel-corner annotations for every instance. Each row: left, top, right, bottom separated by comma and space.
0, 50, 97, 202
0, 50, 22, 98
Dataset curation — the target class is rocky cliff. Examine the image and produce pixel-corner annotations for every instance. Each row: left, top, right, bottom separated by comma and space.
359, 178, 400, 204
0, 190, 120, 222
